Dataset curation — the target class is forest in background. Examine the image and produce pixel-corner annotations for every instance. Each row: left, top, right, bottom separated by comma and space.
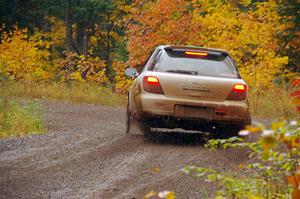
0, 0, 299, 88
0, 0, 299, 115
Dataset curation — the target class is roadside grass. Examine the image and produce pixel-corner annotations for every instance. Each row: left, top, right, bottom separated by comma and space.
0, 81, 127, 107
0, 82, 297, 120
0, 97, 45, 138
249, 87, 298, 120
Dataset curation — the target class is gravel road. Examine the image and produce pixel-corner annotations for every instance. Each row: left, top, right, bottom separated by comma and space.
0, 101, 252, 199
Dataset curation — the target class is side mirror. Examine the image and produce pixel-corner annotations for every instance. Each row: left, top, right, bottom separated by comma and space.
125, 67, 139, 78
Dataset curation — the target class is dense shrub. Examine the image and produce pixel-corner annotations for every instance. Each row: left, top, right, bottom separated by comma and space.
0, 26, 53, 83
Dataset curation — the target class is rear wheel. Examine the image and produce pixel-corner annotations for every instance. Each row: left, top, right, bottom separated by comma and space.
139, 119, 151, 135
210, 124, 243, 139
227, 125, 243, 137
126, 103, 151, 135
125, 103, 131, 134
244, 111, 252, 126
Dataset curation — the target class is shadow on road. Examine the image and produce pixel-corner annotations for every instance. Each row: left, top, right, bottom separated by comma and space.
143, 130, 210, 146
139, 128, 258, 147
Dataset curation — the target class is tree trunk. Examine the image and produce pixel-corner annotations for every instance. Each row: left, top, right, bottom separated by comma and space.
105, 13, 111, 78
106, 28, 110, 64
76, 22, 85, 55
83, 28, 88, 56
76, 22, 91, 56
65, 1, 73, 52
97, 33, 105, 59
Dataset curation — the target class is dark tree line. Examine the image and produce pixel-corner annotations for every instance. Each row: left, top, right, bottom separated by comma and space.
0, 0, 298, 72
278, 0, 300, 72
0, 0, 131, 67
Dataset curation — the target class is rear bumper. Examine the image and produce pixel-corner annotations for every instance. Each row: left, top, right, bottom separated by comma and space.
136, 92, 249, 124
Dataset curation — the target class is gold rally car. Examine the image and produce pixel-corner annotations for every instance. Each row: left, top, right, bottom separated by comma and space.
125, 45, 251, 136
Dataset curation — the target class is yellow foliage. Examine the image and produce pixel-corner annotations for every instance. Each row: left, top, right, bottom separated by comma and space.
112, 60, 133, 93
245, 125, 263, 133
48, 17, 66, 49
59, 52, 107, 83
271, 121, 286, 130
193, 0, 290, 88
0, 26, 53, 82
247, 195, 264, 199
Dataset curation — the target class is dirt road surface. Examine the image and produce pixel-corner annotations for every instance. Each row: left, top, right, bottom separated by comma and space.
0, 101, 252, 199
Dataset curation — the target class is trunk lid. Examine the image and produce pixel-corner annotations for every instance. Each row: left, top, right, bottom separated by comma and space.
147, 72, 245, 102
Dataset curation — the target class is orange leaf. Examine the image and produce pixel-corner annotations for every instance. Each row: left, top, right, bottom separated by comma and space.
291, 91, 300, 97
291, 138, 300, 148
287, 175, 298, 188
152, 167, 160, 173
292, 190, 300, 199
292, 79, 300, 87
238, 163, 245, 169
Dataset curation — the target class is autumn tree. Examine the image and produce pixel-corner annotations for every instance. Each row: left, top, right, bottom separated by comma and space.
127, 0, 195, 68
0, 26, 53, 83
40, 0, 132, 79
127, 0, 290, 88
278, 0, 300, 72
36, 0, 114, 56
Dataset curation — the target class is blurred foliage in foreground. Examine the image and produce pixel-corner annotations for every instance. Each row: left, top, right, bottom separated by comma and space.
183, 120, 300, 198
144, 120, 300, 198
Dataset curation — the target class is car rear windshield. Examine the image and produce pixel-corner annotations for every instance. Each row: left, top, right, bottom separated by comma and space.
152, 49, 239, 78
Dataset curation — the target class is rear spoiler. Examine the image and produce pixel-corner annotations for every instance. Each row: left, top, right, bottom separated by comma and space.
164, 47, 228, 61
164, 46, 229, 56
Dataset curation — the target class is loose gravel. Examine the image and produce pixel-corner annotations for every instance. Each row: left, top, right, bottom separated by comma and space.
0, 100, 252, 199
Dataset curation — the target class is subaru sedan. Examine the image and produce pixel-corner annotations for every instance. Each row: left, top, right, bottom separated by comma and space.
125, 45, 251, 136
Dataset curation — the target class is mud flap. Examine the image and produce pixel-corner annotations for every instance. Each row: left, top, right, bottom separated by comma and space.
126, 103, 144, 135
126, 114, 144, 135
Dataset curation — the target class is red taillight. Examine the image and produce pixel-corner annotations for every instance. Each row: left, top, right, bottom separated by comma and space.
143, 76, 164, 94
226, 84, 247, 100
233, 84, 246, 92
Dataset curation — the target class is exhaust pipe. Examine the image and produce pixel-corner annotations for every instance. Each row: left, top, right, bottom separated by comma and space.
162, 115, 170, 121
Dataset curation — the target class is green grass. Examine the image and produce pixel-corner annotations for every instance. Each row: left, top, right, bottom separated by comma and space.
0, 97, 45, 138
0, 81, 127, 107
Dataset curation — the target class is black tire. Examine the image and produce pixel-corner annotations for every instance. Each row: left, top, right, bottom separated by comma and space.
125, 103, 131, 134
228, 125, 243, 137
210, 124, 243, 139
244, 111, 252, 126
138, 119, 151, 135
